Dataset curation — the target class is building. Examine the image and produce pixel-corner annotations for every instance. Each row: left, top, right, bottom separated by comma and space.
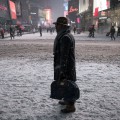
78, 0, 93, 31
68, 0, 79, 22
68, 0, 93, 31
13, 0, 30, 25
0, 0, 10, 25
93, 0, 120, 33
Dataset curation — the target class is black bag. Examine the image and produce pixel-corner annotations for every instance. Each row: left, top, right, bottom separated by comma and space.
50, 80, 80, 101
106, 32, 110, 36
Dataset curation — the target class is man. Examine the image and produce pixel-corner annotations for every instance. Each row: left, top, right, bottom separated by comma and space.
110, 26, 115, 40
73, 25, 76, 34
9, 25, 15, 39
91, 25, 95, 38
0, 26, 4, 39
53, 17, 77, 113
39, 25, 42, 36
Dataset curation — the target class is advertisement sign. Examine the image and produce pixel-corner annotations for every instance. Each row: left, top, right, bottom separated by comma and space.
68, 0, 79, 21
79, 0, 89, 13
93, 0, 110, 17
99, 0, 110, 11
9, 0, 17, 19
44, 9, 51, 24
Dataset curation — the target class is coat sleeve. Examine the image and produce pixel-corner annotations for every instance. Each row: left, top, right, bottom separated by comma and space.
59, 35, 71, 80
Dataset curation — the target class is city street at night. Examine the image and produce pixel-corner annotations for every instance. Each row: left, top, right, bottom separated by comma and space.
0, 0, 120, 119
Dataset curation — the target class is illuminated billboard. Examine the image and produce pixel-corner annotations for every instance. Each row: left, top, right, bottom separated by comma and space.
99, 0, 110, 11
44, 9, 51, 24
79, 0, 89, 13
68, 0, 79, 21
9, 0, 17, 19
93, 0, 110, 17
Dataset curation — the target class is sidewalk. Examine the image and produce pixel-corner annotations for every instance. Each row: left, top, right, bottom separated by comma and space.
0, 31, 33, 39
0, 38, 120, 120
1, 31, 119, 41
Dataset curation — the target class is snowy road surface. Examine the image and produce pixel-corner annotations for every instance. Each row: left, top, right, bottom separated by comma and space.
0, 32, 120, 120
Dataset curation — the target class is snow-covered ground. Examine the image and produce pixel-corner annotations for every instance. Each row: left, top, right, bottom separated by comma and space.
0, 32, 120, 120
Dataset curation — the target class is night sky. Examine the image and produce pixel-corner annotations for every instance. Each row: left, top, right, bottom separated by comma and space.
44, 0, 64, 22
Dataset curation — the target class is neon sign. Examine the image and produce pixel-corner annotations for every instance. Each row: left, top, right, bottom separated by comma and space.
0, 4, 7, 11
9, 0, 17, 19
68, 6, 78, 13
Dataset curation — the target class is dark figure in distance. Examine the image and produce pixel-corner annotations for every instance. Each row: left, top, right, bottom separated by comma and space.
110, 26, 115, 40
88, 25, 92, 37
0, 27, 4, 39
91, 25, 95, 38
73, 26, 76, 34
39, 26, 42, 36
10, 25, 15, 39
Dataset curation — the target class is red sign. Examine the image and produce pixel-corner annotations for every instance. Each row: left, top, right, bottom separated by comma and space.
94, 7, 99, 17
9, 0, 17, 19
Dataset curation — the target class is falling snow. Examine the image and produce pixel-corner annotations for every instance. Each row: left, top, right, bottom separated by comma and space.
0, 32, 120, 120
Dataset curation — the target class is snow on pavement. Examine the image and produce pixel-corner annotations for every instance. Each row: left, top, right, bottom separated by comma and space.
0, 32, 120, 120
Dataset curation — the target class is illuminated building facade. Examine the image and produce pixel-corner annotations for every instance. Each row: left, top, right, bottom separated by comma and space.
0, 0, 10, 25
78, 0, 93, 31
63, 0, 68, 17
14, 0, 30, 25
44, 9, 52, 25
9, 0, 17, 20
93, 0, 120, 32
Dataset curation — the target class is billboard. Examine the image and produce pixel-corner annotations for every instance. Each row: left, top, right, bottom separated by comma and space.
93, 0, 110, 17
79, 0, 89, 13
99, 0, 110, 11
44, 9, 52, 24
68, 0, 79, 21
9, 0, 17, 19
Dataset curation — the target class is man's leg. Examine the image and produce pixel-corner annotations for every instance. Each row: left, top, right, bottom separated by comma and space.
61, 101, 76, 113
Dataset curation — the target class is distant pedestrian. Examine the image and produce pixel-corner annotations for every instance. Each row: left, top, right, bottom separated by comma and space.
19, 27, 22, 36
88, 25, 92, 37
73, 26, 76, 34
39, 26, 42, 36
91, 25, 95, 38
117, 26, 120, 37
49, 27, 52, 34
10, 25, 15, 39
110, 26, 115, 40
0, 27, 4, 39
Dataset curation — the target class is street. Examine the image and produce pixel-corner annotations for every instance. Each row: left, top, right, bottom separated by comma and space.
0, 32, 120, 120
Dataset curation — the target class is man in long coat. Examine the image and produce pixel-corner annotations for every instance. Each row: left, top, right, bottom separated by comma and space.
53, 17, 76, 113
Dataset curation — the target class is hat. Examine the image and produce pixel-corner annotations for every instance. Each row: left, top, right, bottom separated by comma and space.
53, 17, 69, 26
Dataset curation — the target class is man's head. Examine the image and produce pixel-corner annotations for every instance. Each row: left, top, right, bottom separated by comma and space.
53, 17, 69, 33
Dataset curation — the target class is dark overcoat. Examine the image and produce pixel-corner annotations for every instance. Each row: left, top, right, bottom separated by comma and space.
53, 28, 76, 82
